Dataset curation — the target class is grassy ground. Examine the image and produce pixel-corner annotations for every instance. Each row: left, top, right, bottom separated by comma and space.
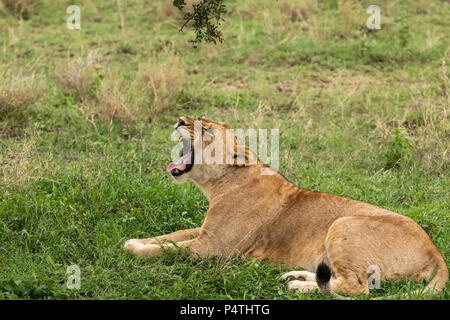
0, 0, 448, 299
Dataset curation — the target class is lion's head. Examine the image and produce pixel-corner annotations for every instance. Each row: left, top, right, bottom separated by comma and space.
167, 116, 258, 184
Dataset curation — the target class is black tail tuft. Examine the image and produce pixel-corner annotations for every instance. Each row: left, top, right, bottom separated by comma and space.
316, 262, 331, 283
316, 262, 332, 295
315, 262, 352, 300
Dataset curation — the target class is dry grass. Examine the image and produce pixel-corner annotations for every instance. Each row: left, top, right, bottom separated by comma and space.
234, 0, 318, 37
0, 68, 47, 138
406, 95, 449, 171
0, 137, 35, 187
1, 0, 35, 19
149, 0, 196, 23
278, 0, 318, 22
135, 54, 186, 118
0, 70, 46, 115
0, 135, 68, 189
55, 50, 103, 96
91, 77, 138, 125
241, 0, 317, 22
86, 54, 185, 126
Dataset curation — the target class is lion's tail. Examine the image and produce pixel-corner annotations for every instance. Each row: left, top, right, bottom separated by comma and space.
315, 262, 352, 300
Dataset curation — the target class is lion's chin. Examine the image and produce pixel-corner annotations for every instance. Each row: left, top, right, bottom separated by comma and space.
171, 172, 189, 184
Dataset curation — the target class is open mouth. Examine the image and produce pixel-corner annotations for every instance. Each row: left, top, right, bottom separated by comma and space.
166, 140, 194, 176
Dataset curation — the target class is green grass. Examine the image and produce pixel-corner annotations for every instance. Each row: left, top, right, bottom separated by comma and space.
0, 0, 448, 299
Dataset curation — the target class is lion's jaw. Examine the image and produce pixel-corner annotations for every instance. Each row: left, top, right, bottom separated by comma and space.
167, 116, 232, 186
167, 116, 260, 199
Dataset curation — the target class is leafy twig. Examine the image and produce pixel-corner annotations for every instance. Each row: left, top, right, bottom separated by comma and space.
173, 0, 226, 46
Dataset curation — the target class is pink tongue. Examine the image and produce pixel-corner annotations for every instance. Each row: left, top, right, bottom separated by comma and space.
166, 152, 192, 173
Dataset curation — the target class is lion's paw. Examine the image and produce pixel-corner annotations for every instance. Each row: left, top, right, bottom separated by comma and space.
124, 239, 145, 253
281, 270, 316, 282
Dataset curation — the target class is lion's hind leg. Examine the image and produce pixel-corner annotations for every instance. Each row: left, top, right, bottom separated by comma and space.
317, 215, 448, 299
287, 280, 319, 293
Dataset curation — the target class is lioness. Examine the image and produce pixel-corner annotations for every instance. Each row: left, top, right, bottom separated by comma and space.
124, 116, 448, 298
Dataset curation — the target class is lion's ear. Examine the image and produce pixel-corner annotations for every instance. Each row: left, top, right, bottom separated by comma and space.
204, 128, 214, 139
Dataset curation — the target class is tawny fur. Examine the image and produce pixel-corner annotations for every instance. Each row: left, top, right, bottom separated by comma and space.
124, 116, 448, 298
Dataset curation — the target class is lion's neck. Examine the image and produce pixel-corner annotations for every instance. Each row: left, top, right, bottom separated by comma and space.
192, 164, 292, 203
192, 167, 244, 201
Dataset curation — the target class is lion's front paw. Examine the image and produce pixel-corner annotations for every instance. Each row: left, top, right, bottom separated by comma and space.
124, 239, 144, 254
124, 239, 160, 257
